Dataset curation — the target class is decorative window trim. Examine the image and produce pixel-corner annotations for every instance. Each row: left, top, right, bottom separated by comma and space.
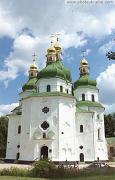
42, 107, 49, 114
41, 121, 49, 130
79, 145, 83, 149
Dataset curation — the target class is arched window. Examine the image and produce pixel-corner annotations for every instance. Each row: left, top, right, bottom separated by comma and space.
72, 86, 74, 95
82, 94, 85, 101
92, 94, 95, 102
16, 152, 20, 160
80, 153, 84, 162
80, 125, 83, 133
97, 114, 99, 119
98, 128, 101, 140
18, 125, 21, 134
31, 72, 33, 76
83, 68, 86, 73
43, 133, 46, 139
60, 86, 63, 92
38, 87, 39, 93
47, 85, 51, 92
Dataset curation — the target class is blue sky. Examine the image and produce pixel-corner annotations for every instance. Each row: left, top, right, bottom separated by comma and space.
0, 0, 115, 115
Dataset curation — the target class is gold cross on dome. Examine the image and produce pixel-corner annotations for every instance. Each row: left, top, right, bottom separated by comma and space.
55, 32, 60, 41
50, 34, 55, 45
32, 52, 37, 62
81, 50, 87, 58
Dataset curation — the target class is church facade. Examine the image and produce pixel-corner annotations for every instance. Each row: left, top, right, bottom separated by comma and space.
6, 38, 108, 163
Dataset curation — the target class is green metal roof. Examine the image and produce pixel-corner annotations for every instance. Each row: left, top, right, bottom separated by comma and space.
76, 85, 98, 90
38, 61, 72, 82
23, 92, 75, 99
22, 77, 37, 91
76, 107, 93, 113
74, 75, 97, 89
77, 100, 104, 108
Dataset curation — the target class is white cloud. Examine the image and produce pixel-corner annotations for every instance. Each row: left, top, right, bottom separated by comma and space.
0, 1, 115, 38
104, 103, 115, 114
0, 32, 87, 86
85, 49, 91, 55
0, 103, 18, 116
97, 64, 115, 113
0, 0, 115, 86
0, 5, 24, 38
99, 39, 115, 54
0, 34, 48, 85
61, 31, 87, 49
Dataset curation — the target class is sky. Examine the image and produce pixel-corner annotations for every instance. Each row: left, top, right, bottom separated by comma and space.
0, 0, 115, 116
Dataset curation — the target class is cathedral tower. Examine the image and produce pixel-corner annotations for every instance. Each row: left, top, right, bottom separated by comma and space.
74, 58, 108, 162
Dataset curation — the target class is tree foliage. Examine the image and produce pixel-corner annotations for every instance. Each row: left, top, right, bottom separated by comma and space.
104, 114, 115, 137
0, 116, 8, 158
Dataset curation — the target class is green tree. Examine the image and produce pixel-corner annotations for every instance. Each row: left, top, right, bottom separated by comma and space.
104, 114, 114, 137
0, 116, 8, 158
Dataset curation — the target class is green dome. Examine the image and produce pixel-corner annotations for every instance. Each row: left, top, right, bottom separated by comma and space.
74, 75, 97, 89
38, 61, 72, 82
22, 77, 37, 91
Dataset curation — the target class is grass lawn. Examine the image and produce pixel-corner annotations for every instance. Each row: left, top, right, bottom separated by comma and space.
0, 176, 115, 180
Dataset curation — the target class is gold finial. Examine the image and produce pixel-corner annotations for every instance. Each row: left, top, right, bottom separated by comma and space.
30, 52, 37, 69
80, 50, 88, 67
32, 52, 37, 62
81, 50, 87, 58
47, 35, 56, 53
54, 33, 62, 51
56, 33, 60, 42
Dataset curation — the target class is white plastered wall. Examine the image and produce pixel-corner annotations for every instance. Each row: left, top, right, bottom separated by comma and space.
74, 87, 99, 102
6, 115, 21, 159
37, 78, 72, 94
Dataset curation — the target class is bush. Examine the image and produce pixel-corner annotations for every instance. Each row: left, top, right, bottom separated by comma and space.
0, 161, 115, 178
32, 159, 56, 177
0, 167, 30, 177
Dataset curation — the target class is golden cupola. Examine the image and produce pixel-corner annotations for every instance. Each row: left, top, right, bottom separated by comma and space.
29, 54, 38, 79
46, 40, 56, 64
54, 37, 62, 51
47, 41, 56, 54
79, 58, 89, 77
54, 36, 62, 61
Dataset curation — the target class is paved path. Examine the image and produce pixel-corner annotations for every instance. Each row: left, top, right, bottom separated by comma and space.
0, 164, 31, 170
0, 162, 115, 170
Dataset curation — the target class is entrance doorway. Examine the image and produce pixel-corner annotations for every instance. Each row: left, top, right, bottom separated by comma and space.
80, 153, 84, 162
41, 146, 48, 159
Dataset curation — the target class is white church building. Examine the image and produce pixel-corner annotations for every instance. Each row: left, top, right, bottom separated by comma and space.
6, 38, 108, 163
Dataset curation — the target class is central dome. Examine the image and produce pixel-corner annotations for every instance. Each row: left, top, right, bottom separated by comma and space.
38, 61, 72, 82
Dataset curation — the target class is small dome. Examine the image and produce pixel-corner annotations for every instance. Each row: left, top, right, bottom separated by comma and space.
38, 61, 72, 82
80, 58, 88, 67
47, 46, 56, 54
54, 42, 62, 51
22, 77, 37, 91
30, 63, 37, 70
74, 75, 97, 89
